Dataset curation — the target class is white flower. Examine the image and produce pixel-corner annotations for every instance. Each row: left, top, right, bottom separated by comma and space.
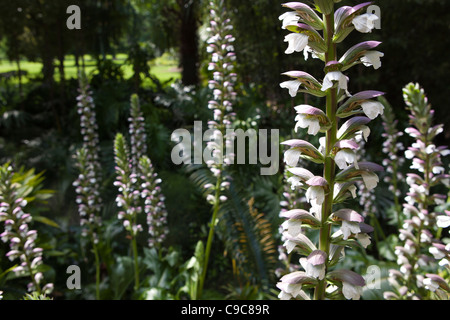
361, 101, 384, 119
437, 215, 450, 228
284, 148, 301, 166
276, 282, 303, 300
306, 186, 325, 207
348, 185, 357, 198
287, 176, 302, 190
279, 11, 300, 29
308, 204, 322, 221
405, 149, 415, 159
341, 220, 361, 240
432, 166, 445, 175
280, 80, 301, 97
321, 71, 348, 92
356, 126, 371, 142
440, 258, 449, 267
352, 13, 379, 33
284, 33, 309, 54
300, 257, 326, 280
361, 51, 384, 69
356, 233, 371, 248
282, 219, 303, 237
295, 114, 320, 135
206, 194, 216, 204
342, 281, 363, 300
335, 149, 358, 170
429, 247, 445, 260
278, 290, 292, 300
361, 171, 379, 190
423, 278, 439, 292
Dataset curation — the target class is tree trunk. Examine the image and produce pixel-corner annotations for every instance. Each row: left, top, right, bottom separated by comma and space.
179, 0, 199, 86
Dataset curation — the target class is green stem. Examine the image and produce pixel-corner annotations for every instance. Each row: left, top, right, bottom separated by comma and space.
132, 235, 140, 291
93, 242, 101, 299
198, 174, 222, 299
391, 161, 403, 229
314, 11, 336, 301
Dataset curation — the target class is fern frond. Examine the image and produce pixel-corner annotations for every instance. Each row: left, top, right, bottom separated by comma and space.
217, 183, 277, 288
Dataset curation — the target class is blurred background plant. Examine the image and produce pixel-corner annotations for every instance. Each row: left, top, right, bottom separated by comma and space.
0, 0, 448, 300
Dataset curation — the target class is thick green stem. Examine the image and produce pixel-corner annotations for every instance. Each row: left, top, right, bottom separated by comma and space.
314, 11, 337, 301
198, 174, 222, 299
131, 235, 140, 291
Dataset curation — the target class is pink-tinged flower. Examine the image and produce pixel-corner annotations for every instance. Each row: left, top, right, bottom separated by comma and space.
282, 139, 324, 166
305, 176, 328, 207
328, 269, 366, 300
280, 70, 324, 97
276, 271, 317, 300
352, 13, 379, 33
339, 41, 382, 69
294, 105, 330, 136
280, 209, 321, 235
300, 250, 327, 280
333, 209, 365, 240
294, 105, 321, 135
423, 274, 450, 293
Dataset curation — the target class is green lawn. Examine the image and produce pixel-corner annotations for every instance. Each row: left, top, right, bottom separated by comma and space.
0, 53, 181, 85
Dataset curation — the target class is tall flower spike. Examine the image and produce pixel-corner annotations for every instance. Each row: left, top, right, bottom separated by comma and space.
276, 166, 309, 279
129, 94, 148, 170
0, 164, 53, 296
198, 0, 238, 299
384, 83, 450, 300
113, 132, 143, 290
278, 1, 383, 300
380, 97, 405, 226
73, 71, 103, 242
73, 71, 103, 299
114, 94, 169, 289
139, 156, 169, 249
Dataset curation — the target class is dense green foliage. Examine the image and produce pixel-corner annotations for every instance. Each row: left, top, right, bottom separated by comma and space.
0, 0, 449, 300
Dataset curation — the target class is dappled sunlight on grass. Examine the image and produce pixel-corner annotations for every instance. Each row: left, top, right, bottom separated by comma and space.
0, 53, 180, 85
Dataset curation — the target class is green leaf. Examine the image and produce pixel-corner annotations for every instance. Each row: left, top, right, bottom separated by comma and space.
314, 0, 334, 15
0, 265, 18, 284
33, 216, 60, 229
110, 256, 135, 300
